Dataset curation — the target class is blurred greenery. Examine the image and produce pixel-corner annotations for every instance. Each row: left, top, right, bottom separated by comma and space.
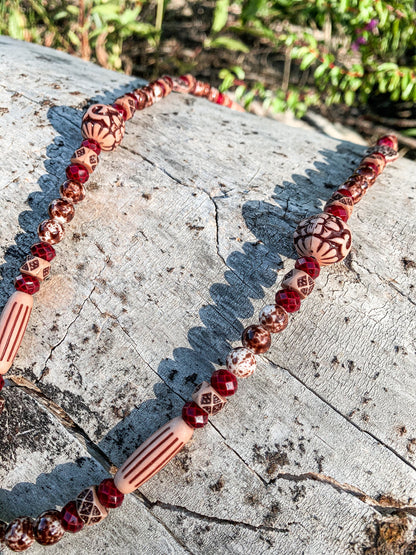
1, 0, 416, 126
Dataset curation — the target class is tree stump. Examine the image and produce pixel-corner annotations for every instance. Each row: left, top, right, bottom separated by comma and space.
0, 36, 416, 554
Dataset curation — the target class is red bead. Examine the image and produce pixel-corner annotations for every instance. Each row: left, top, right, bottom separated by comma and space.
162, 75, 173, 88
14, 274, 40, 295
295, 256, 320, 279
324, 204, 349, 222
0, 375, 4, 392
275, 289, 301, 313
111, 103, 127, 121
65, 163, 89, 184
81, 138, 101, 156
182, 401, 209, 428
377, 135, 397, 150
216, 92, 225, 105
211, 369, 238, 397
336, 188, 353, 198
97, 478, 124, 509
30, 242, 56, 262
60, 501, 84, 533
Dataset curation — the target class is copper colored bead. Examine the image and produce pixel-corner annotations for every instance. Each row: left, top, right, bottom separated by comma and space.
70, 146, 98, 174
192, 81, 211, 97
171, 75, 195, 93
360, 153, 386, 175
60, 180, 86, 203
226, 347, 256, 378
354, 165, 377, 185
76, 487, 108, 526
48, 198, 75, 224
259, 304, 289, 333
34, 510, 65, 546
149, 81, 165, 102
114, 95, 136, 120
181, 74, 197, 93
133, 89, 148, 110
158, 77, 173, 95
4, 517, 35, 552
81, 103, 125, 151
38, 219, 64, 245
282, 268, 314, 299
208, 87, 220, 103
142, 85, 156, 107
242, 325, 271, 354
339, 178, 366, 204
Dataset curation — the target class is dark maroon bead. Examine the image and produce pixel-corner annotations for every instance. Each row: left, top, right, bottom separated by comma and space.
34, 510, 65, 546
211, 369, 238, 397
295, 256, 320, 279
275, 289, 301, 313
182, 401, 209, 428
14, 274, 40, 295
97, 478, 124, 509
65, 163, 89, 184
336, 188, 353, 198
0, 375, 5, 392
111, 103, 127, 121
81, 138, 101, 156
60, 501, 84, 533
241, 325, 271, 354
324, 204, 349, 222
30, 242, 56, 262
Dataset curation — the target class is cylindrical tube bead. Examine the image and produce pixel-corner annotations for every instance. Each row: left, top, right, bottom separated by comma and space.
0, 292, 33, 375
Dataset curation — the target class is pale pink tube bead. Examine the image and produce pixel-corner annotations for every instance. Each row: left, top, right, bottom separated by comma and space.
114, 416, 194, 494
0, 291, 33, 374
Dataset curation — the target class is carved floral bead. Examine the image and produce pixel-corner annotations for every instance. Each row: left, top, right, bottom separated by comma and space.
81, 104, 125, 151
97, 478, 124, 509
182, 401, 209, 428
114, 94, 136, 120
324, 204, 349, 222
34, 510, 65, 546
60, 180, 86, 203
275, 289, 301, 313
60, 501, 84, 533
211, 369, 238, 397
70, 146, 98, 174
30, 242, 56, 262
281, 268, 314, 299
295, 256, 320, 279
354, 165, 377, 185
293, 212, 352, 265
38, 219, 65, 245
259, 304, 289, 333
65, 163, 89, 184
48, 198, 75, 224
192, 381, 227, 415
4, 517, 35, 552
242, 325, 271, 354
20, 256, 50, 281
76, 487, 108, 526
226, 346, 256, 378
14, 274, 40, 295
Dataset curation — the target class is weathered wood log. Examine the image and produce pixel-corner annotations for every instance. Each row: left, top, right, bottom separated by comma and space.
1, 36, 416, 554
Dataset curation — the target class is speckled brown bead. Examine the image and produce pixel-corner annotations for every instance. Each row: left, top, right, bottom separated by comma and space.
133, 89, 148, 110
354, 165, 377, 186
114, 95, 136, 120
294, 212, 352, 266
60, 180, 86, 203
226, 347, 256, 378
20, 256, 50, 281
282, 268, 314, 299
360, 152, 386, 175
208, 87, 220, 103
192, 381, 227, 415
4, 517, 35, 552
142, 85, 156, 107
0, 519, 7, 544
340, 178, 366, 204
241, 325, 271, 354
48, 198, 75, 224
81, 104, 125, 151
149, 81, 165, 102
76, 487, 108, 526
192, 81, 211, 97
34, 511, 65, 546
38, 219, 64, 245
258, 304, 288, 333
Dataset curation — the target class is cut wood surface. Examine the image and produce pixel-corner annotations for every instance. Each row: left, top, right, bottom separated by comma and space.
0, 36, 416, 554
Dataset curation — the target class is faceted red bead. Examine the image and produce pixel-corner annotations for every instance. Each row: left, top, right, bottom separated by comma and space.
336, 188, 353, 198
14, 274, 40, 295
65, 163, 89, 184
60, 501, 84, 533
275, 289, 301, 313
97, 478, 124, 509
295, 256, 320, 279
216, 92, 225, 105
182, 401, 209, 428
0, 375, 4, 392
211, 369, 238, 397
81, 138, 101, 156
111, 103, 127, 121
324, 204, 349, 222
377, 135, 397, 150
30, 242, 56, 262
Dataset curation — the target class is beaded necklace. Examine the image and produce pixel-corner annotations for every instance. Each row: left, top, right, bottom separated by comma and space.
0, 74, 399, 551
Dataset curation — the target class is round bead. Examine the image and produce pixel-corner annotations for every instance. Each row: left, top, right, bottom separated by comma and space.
367, 143, 399, 163
97, 478, 124, 509
360, 153, 386, 176
60, 180, 86, 203
14, 274, 40, 295
125, 92, 139, 109
338, 182, 365, 204
142, 85, 156, 107
81, 103, 125, 151
0, 375, 4, 392
324, 204, 349, 222
226, 347, 256, 378
208, 87, 220, 103
60, 501, 84, 533
149, 81, 165, 102
0, 519, 7, 544
30, 242, 56, 262
179, 74, 196, 93
354, 165, 377, 185
133, 89, 148, 110
182, 401, 209, 428
159, 77, 173, 95
114, 95, 136, 120
241, 325, 271, 354
48, 198, 75, 224
377, 134, 397, 151
4, 517, 35, 552
295, 256, 320, 279
211, 369, 238, 397
76, 487, 108, 526
161, 75, 174, 89
34, 510, 65, 546
192, 81, 211, 97
65, 163, 89, 184
275, 289, 301, 312
259, 304, 289, 333
81, 138, 101, 156
38, 219, 65, 245
293, 212, 352, 265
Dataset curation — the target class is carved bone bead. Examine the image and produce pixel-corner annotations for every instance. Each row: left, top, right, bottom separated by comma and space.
70, 146, 98, 173
192, 381, 226, 415
114, 95, 136, 120
76, 487, 108, 526
81, 104, 125, 151
114, 416, 194, 494
281, 268, 314, 299
20, 256, 50, 281
293, 212, 352, 266
0, 292, 33, 375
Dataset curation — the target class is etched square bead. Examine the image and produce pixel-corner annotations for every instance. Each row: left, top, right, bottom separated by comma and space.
70, 146, 98, 174
192, 381, 227, 415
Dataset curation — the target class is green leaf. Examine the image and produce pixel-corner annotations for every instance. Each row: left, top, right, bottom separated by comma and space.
231, 65, 245, 79
212, 0, 229, 34
300, 51, 316, 70
209, 36, 249, 52
344, 89, 355, 106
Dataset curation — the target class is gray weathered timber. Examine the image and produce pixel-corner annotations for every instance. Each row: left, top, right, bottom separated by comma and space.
0, 36, 416, 554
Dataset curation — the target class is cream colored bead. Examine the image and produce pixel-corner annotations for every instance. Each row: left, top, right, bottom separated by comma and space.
192, 381, 226, 415
226, 347, 256, 378
114, 95, 136, 120
20, 256, 50, 281
114, 416, 194, 494
0, 292, 33, 374
281, 268, 314, 299
76, 487, 108, 525
70, 146, 98, 174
